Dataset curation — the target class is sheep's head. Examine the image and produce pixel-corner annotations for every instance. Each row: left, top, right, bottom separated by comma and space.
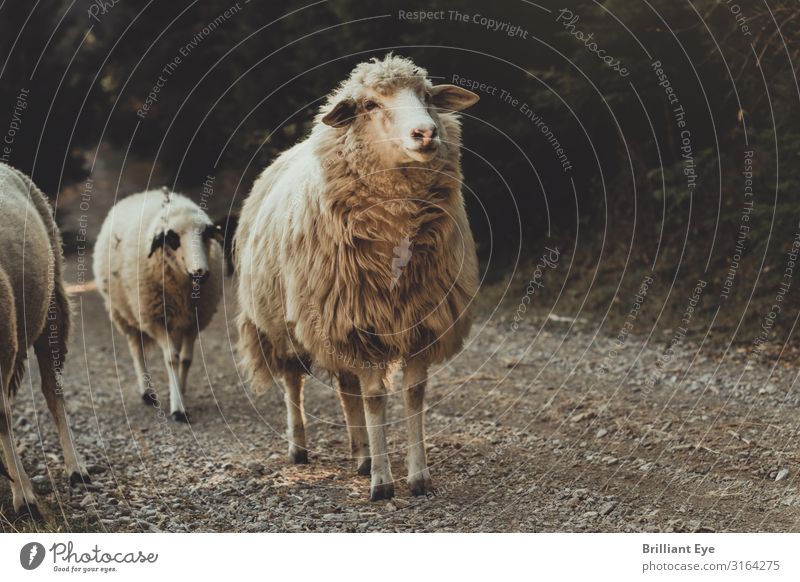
321, 54, 479, 165
148, 204, 223, 284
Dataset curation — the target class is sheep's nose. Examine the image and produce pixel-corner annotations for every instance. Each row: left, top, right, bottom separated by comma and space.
191, 269, 210, 284
410, 125, 437, 147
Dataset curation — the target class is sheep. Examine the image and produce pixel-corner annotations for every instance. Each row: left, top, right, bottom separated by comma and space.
235, 54, 480, 500
93, 188, 224, 423
0, 163, 89, 518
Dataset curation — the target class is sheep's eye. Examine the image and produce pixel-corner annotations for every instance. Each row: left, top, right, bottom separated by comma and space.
364, 99, 379, 111
424, 91, 432, 102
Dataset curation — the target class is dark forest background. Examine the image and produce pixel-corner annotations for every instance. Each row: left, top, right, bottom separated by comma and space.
1, 0, 798, 343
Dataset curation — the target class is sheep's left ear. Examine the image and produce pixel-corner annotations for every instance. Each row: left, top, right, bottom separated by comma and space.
429, 85, 480, 112
203, 224, 224, 243
322, 98, 357, 128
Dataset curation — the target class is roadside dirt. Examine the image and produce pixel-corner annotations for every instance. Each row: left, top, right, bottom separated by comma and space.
2, 266, 800, 532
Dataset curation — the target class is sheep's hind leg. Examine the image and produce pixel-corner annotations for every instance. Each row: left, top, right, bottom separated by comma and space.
126, 333, 157, 406
337, 371, 370, 475
34, 342, 89, 488
0, 363, 41, 519
157, 333, 188, 423
403, 359, 432, 496
281, 368, 308, 464
360, 368, 394, 501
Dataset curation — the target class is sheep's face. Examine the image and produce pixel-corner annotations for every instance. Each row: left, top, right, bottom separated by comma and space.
149, 218, 223, 284
322, 83, 479, 165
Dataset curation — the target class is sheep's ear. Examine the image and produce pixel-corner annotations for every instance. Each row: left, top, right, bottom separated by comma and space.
322, 98, 357, 128
429, 85, 480, 112
165, 229, 181, 250
203, 224, 224, 243
148, 232, 165, 258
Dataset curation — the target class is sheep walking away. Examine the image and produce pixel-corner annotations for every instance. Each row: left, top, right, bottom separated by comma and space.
0, 163, 89, 518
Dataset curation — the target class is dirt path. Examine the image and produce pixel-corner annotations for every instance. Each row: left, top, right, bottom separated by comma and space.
2, 262, 800, 532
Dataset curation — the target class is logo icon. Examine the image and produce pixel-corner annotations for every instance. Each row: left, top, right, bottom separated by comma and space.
20, 542, 46, 570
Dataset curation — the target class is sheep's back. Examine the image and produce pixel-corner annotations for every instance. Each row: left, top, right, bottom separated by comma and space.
0, 165, 54, 350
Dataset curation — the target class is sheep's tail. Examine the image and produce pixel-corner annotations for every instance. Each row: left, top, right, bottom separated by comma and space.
237, 313, 278, 394
3, 165, 71, 372
6, 357, 27, 398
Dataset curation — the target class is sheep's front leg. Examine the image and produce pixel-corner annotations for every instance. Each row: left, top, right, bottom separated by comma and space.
178, 333, 196, 396
403, 359, 432, 496
281, 369, 308, 464
157, 334, 188, 423
337, 372, 370, 475
126, 334, 157, 405
360, 368, 394, 500
0, 374, 40, 518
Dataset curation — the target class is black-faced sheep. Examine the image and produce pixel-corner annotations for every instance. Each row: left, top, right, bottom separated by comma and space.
0, 163, 89, 518
235, 54, 480, 500
93, 189, 223, 423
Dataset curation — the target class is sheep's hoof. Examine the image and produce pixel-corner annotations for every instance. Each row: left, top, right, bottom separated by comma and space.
408, 470, 433, 497
69, 470, 92, 488
289, 449, 309, 464
356, 458, 372, 476
142, 391, 159, 407
369, 480, 395, 502
171, 411, 189, 423
15, 502, 44, 522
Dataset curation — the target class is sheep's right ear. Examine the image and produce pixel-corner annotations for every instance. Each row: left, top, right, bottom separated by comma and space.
148, 232, 165, 258
429, 85, 480, 112
322, 98, 357, 128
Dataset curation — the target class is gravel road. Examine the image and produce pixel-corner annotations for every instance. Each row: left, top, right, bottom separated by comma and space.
3, 258, 800, 533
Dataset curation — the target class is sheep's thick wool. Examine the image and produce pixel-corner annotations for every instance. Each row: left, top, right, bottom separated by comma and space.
236, 55, 479, 380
